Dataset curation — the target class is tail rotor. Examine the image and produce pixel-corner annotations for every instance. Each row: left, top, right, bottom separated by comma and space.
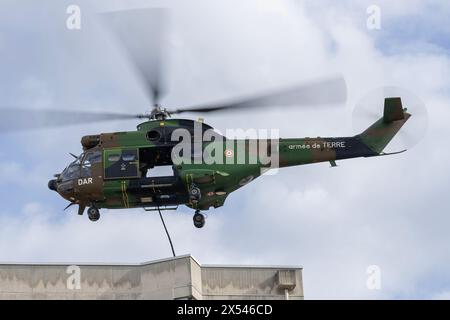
352, 86, 428, 152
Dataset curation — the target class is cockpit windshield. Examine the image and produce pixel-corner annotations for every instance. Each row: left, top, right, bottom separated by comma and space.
60, 151, 103, 182
60, 155, 82, 182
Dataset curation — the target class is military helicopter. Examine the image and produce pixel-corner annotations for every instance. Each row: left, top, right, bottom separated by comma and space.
44, 95, 409, 229
0, 9, 413, 228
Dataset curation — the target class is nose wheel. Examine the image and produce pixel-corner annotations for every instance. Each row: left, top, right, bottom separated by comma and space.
193, 210, 205, 228
87, 206, 100, 222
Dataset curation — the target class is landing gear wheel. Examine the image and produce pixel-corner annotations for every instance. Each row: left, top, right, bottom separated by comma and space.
87, 207, 100, 222
193, 211, 205, 228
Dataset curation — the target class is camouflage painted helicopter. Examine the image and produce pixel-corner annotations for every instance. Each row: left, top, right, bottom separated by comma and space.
1, 9, 411, 228
45, 96, 408, 229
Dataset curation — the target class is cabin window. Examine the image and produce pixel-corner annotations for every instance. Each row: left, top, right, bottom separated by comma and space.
104, 148, 139, 180
122, 154, 136, 162
108, 154, 121, 162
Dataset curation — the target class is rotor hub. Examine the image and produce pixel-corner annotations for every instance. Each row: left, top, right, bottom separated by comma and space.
152, 104, 171, 120
138, 104, 171, 121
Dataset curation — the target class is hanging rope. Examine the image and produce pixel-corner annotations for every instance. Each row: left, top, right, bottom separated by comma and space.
157, 205, 176, 257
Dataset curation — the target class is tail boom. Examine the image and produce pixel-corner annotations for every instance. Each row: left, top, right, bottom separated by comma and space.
277, 97, 411, 168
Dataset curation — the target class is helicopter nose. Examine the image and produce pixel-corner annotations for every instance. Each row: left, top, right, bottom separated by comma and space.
48, 179, 57, 191
56, 180, 76, 202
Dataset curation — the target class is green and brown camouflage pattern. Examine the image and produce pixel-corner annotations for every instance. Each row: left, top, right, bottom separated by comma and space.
53, 98, 410, 213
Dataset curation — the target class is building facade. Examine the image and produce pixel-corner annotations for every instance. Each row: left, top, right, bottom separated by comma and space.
0, 255, 303, 300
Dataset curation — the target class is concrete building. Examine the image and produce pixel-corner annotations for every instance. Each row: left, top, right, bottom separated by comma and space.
0, 255, 303, 300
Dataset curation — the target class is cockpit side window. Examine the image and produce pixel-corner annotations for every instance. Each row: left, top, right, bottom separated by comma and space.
81, 151, 102, 177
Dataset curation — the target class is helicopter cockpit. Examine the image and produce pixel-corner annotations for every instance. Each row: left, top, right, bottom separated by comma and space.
60, 156, 82, 182
60, 151, 102, 182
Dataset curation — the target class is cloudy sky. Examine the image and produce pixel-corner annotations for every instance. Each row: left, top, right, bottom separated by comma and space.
0, 0, 449, 299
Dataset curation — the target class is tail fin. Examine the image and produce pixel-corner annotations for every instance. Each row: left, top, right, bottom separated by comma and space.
358, 97, 411, 154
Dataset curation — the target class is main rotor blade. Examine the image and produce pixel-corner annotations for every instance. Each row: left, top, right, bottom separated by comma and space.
0, 108, 140, 132
101, 8, 169, 106
171, 75, 347, 114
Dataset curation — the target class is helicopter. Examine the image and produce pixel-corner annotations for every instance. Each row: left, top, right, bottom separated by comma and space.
45, 96, 409, 229
0, 9, 412, 228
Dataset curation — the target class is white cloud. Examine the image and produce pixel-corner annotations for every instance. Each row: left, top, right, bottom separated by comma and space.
0, 0, 449, 299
